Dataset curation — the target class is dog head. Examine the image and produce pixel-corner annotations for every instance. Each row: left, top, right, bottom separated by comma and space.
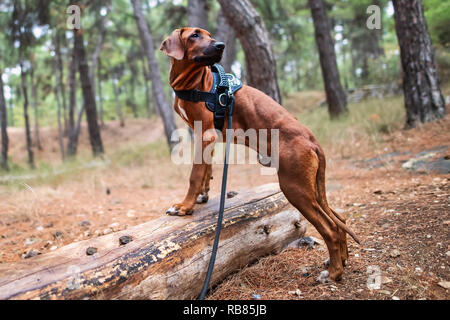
160, 28, 225, 66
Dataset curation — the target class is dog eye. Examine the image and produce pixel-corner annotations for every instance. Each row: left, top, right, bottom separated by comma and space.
191, 33, 199, 39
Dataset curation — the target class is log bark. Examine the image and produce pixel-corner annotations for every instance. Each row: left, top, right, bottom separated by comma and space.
0, 183, 306, 300
309, 0, 348, 118
392, 0, 445, 128
217, 0, 282, 104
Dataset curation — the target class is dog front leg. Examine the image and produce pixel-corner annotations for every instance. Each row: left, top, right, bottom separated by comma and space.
166, 163, 208, 216
196, 162, 213, 204
167, 135, 215, 216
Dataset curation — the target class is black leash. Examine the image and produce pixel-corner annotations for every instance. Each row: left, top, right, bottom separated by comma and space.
173, 64, 239, 299
199, 96, 234, 300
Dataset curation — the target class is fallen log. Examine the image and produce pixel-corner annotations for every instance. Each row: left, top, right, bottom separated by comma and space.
0, 183, 307, 300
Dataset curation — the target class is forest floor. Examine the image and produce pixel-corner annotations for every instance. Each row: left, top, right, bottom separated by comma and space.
0, 93, 449, 300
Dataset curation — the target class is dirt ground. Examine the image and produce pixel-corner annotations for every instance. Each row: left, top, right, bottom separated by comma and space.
0, 110, 448, 300
210, 114, 450, 300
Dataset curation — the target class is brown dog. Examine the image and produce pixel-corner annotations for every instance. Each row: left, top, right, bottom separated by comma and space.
160, 27, 360, 281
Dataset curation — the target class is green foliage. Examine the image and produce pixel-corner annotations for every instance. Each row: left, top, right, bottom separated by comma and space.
298, 94, 405, 157
424, 0, 450, 48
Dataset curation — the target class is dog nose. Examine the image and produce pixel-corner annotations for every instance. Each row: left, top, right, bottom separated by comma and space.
214, 42, 225, 50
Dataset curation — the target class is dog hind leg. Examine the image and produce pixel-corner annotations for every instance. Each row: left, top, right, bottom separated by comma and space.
278, 148, 344, 281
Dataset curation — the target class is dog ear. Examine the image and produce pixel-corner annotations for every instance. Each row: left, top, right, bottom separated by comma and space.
160, 29, 184, 60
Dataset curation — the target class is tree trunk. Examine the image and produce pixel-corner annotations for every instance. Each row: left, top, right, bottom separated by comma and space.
0, 184, 307, 300
392, 0, 445, 128
217, 0, 282, 104
89, 12, 107, 128
67, 35, 78, 157
131, 0, 178, 150
309, 0, 347, 118
112, 78, 125, 127
52, 58, 66, 161
0, 69, 9, 171
74, 28, 104, 156
19, 47, 35, 169
187, 0, 209, 30
141, 55, 152, 118
128, 74, 138, 118
97, 59, 104, 126
350, 1, 384, 84
215, 10, 237, 73
8, 87, 14, 127
30, 63, 42, 151
54, 31, 68, 136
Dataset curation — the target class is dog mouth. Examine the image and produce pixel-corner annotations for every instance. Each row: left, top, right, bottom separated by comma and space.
194, 53, 223, 65
194, 45, 224, 65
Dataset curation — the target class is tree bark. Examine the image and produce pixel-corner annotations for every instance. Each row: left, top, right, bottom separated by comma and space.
217, 0, 282, 104
0, 69, 9, 171
141, 54, 153, 118
131, 0, 178, 150
0, 184, 306, 300
30, 63, 42, 151
89, 12, 107, 127
8, 87, 14, 127
74, 28, 104, 156
67, 34, 78, 157
19, 46, 35, 169
97, 59, 105, 126
309, 0, 347, 118
215, 10, 237, 73
392, 0, 445, 128
350, 2, 384, 83
54, 31, 68, 136
52, 57, 66, 161
112, 78, 125, 127
187, 0, 209, 30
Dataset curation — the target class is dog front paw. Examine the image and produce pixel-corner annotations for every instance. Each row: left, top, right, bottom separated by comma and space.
166, 204, 194, 216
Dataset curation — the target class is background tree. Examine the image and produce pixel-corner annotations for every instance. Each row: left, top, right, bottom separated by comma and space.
215, 10, 237, 73
393, 0, 445, 128
29, 54, 42, 150
131, 0, 178, 151
0, 68, 8, 171
309, 0, 348, 118
73, 20, 104, 155
217, 0, 282, 104
188, 0, 209, 30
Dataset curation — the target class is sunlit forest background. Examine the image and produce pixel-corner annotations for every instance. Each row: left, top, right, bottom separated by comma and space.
0, 1, 448, 170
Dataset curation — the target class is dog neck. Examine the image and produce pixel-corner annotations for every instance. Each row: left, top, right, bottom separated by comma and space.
169, 59, 214, 92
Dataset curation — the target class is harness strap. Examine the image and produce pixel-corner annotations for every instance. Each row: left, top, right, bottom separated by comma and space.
173, 64, 240, 131
174, 89, 216, 105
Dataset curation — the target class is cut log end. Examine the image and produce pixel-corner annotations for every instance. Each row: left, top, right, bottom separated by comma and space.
0, 183, 306, 300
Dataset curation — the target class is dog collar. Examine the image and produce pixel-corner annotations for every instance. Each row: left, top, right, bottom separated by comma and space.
173, 64, 242, 131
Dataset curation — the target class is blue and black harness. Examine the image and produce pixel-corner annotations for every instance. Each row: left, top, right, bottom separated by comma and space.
173, 63, 242, 131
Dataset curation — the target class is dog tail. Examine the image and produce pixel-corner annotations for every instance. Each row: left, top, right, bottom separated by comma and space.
315, 146, 361, 244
